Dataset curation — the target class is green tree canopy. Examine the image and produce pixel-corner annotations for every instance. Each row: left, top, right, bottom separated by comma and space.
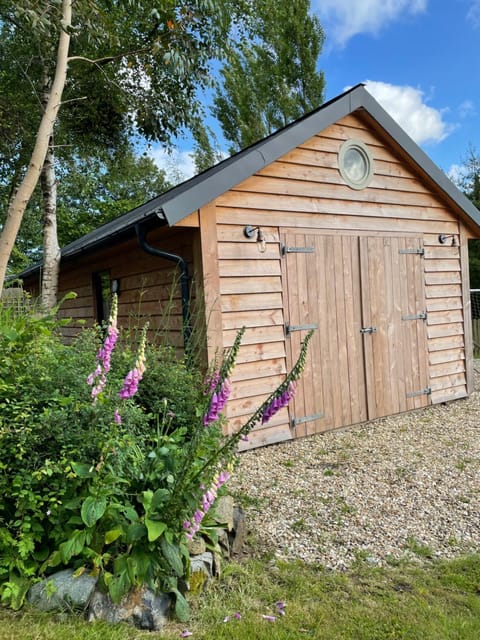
195, 0, 326, 158
0, 0, 236, 300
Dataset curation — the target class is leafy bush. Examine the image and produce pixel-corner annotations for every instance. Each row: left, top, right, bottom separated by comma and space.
0, 295, 312, 621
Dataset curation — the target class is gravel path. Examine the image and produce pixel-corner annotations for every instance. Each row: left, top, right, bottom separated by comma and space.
230, 371, 480, 569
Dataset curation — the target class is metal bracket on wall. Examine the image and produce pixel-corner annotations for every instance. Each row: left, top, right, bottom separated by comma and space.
291, 412, 324, 429
399, 248, 425, 256
281, 244, 315, 256
406, 387, 432, 398
286, 323, 318, 335
402, 311, 427, 321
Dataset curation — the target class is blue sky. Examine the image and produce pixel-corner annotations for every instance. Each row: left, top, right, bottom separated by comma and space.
150, 0, 480, 184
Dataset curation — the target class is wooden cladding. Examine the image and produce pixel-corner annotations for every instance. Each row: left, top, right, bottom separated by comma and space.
212, 112, 468, 447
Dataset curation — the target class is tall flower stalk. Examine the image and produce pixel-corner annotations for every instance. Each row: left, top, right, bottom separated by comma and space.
87, 294, 119, 402
115, 323, 149, 424
184, 330, 314, 541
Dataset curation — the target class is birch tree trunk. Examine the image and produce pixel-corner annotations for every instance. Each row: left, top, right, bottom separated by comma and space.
40, 139, 60, 309
0, 0, 72, 297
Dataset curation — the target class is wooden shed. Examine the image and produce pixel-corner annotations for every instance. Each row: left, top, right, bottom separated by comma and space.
22, 84, 480, 449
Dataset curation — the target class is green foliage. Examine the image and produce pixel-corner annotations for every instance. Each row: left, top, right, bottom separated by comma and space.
0, 299, 313, 621
451, 146, 480, 287
3, 554, 480, 638
197, 0, 326, 157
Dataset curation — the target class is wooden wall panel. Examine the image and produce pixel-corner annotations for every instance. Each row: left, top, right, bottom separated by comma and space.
51, 228, 197, 348
213, 112, 471, 447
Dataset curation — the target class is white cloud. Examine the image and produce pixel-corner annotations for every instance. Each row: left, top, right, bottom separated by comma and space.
459, 99, 476, 119
468, 0, 480, 27
313, 0, 427, 46
447, 163, 465, 185
363, 80, 453, 144
146, 147, 196, 183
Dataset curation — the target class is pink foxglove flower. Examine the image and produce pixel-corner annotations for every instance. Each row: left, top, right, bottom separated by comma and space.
203, 378, 231, 425
261, 381, 297, 424
118, 324, 148, 400
183, 465, 232, 540
87, 295, 119, 402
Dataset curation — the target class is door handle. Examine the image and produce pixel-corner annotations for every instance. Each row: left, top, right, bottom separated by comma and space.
360, 326, 377, 334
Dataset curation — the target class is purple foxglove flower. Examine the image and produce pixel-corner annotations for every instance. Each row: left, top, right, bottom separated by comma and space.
114, 410, 122, 425
180, 630, 193, 637
262, 615, 276, 622
87, 296, 119, 401
233, 612, 242, 620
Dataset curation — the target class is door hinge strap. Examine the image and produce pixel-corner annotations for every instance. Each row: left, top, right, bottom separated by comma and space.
402, 311, 427, 321
399, 248, 425, 255
406, 387, 431, 398
286, 323, 319, 334
281, 244, 315, 256
291, 412, 324, 428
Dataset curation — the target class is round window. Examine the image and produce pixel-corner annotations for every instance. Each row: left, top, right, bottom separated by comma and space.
338, 139, 374, 190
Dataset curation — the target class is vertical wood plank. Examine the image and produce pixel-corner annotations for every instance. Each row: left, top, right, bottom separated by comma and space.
460, 227, 474, 394
198, 204, 223, 361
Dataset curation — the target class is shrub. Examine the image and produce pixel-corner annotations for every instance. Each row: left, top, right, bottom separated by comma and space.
0, 295, 313, 621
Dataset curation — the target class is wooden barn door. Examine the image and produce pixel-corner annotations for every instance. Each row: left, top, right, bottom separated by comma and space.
282, 232, 430, 438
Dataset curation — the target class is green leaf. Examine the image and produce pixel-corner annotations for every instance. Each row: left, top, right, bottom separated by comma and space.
104, 527, 123, 544
173, 588, 190, 622
81, 496, 107, 527
71, 462, 95, 478
145, 518, 167, 542
125, 522, 147, 544
151, 488, 170, 511
59, 530, 86, 563
160, 537, 184, 577
140, 490, 153, 510
108, 570, 131, 604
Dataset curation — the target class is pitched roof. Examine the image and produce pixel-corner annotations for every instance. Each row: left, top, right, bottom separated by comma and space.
26, 83, 480, 269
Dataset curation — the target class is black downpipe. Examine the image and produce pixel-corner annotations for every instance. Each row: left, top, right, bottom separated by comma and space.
135, 223, 192, 346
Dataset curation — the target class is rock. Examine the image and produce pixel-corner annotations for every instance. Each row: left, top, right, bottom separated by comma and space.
188, 552, 214, 594
230, 505, 247, 555
186, 536, 207, 556
213, 495, 234, 531
87, 585, 171, 631
27, 569, 97, 612
216, 527, 230, 557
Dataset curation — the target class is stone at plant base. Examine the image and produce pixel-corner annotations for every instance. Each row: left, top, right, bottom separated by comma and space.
186, 535, 207, 556
213, 495, 234, 531
87, 586, 172, 631
27, 569, 97, 612
188, 552, 214, 594
229, 505, 247, 555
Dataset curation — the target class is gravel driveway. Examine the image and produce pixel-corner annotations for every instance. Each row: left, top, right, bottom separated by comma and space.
230, 370, 480, 569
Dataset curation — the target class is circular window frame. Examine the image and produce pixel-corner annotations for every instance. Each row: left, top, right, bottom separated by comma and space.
338, 139, 374, 190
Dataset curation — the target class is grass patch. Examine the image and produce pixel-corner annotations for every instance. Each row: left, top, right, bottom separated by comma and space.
2, 554, 480, 639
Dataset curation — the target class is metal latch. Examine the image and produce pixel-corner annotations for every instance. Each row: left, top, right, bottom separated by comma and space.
360, 326, 377, 334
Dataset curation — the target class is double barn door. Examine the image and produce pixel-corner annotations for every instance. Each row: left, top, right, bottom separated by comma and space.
282, 232, 430, 437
